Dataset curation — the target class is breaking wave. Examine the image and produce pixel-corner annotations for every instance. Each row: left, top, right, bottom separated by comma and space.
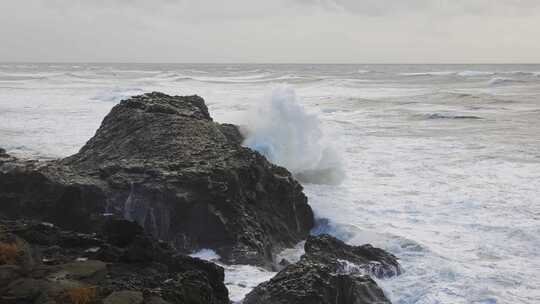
398, 70, 538, 78
400, 71, 455, 77
488, 77, 524, 86
457, 71, 495, 77
243, 85, 344, 185
173, 73, 323, 84
92, 86, 144, 102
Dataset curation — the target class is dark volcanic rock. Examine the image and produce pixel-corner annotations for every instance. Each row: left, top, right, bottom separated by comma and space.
0, 218, 228, 304
243, 234, 400, 304
305, 234, 401, 279
0, 92, 314, 267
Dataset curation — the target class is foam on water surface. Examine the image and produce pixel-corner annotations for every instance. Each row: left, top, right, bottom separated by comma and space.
189, 249, 276, 302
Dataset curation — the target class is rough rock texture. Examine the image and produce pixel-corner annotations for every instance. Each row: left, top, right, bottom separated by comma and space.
0, 217, 228, 304
243, 234, 400, 304
0, 92, 314, 267
304, 234, 401, 279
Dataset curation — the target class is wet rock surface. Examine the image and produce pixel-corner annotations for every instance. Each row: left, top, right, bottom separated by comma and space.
0, 92, 314, 267
304, 234, 401, 279
243, 234, 400, 304
0, 217, 228, 304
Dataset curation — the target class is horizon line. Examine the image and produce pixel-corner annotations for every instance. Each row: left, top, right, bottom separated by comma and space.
2, 61, 540, 65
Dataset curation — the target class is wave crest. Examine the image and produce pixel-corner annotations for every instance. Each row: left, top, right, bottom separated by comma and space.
488, 77, 523, 86
243, 85, 344, 185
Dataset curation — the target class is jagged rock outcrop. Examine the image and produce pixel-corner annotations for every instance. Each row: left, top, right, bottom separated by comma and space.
243, 234, 400, 304
304, 234, 401, 279
0, 92, 314, 267
0, 217, 229, 304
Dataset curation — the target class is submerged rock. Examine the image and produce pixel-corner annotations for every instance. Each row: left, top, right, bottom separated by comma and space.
243, 234, 400, 304
0, 92, 314, 267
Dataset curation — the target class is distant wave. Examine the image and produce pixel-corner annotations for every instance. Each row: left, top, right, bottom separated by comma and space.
173, 73, 323, 84
0, 71, 60, 81
0, 75, 46, 81
61, 72, 103, 80
400, 71, 455, 77
488, 77, 524, 86
445, 92, 477, 99
499, 71, 540, 77
423, 113, 483, 120
457, 71, 495, 77
0, 70, 152, 82
243, 85, 345, 185
398, 70, 531, 77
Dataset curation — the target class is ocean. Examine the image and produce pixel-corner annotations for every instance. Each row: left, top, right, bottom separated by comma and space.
1, 63, 539, 303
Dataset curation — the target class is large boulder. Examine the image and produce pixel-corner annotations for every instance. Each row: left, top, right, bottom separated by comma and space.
0, 92, 314, 267
243, 234, 400, 304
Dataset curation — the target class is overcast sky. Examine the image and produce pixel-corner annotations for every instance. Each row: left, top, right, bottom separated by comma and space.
1, 0, 540, 63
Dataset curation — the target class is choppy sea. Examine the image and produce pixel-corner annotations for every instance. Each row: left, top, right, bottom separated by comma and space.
1, 63, 539, 303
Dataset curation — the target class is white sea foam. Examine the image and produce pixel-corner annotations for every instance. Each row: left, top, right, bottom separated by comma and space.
189, 249, 277, 303
92, 86, 144, 102
399, 70, 535, 78
400, 71, 455, 76
189, 249, 221, 261
458, 70, 495, 77
357, 69, 372, 74
243, 85, 345, 185
488, 77, 522, 86
173, 73, 321, 84
498, 71, 540, 76
223, 264, 276, 303
275, 241, 305, 264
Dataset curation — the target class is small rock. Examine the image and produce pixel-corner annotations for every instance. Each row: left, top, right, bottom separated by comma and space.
0, 265, 21, 287
4, 278, 55, 301
57, 260, 107, 279
103, 290, 143, 304
145, 296, 171, 304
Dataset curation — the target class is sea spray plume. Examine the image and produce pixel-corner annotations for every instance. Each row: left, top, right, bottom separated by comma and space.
243, 86, 344, 185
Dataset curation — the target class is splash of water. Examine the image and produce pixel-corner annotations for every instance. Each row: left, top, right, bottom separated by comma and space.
243, 85, 344, 185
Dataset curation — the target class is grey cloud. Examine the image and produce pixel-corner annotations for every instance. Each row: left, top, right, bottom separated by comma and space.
297, 0, 540, 16
1, 0, 539, 62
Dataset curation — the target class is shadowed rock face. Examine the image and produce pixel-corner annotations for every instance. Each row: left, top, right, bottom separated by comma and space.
0, 218, 229, 304
0, 92, 314, 267
243, 234, 400, 304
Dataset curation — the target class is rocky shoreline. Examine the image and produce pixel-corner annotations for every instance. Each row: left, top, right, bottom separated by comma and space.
1, 92, 400, 303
